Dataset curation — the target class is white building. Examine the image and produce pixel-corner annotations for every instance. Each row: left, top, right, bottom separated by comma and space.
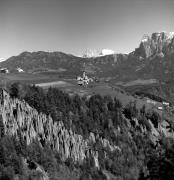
0, 68, 9, 73
146, 99, 157, 105
162, 101, 170, 107
16, 67, 24, 72
158, 106, 163, 110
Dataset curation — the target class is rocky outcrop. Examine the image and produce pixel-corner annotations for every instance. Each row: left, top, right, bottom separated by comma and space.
134, 32, 174, 58
128, 115, 174, 145
22, 158, 50, 180
0, 89, 120, 168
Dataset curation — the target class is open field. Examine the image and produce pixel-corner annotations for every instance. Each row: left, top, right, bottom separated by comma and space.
0, 72, 165, 112
36, 80, 74, 88
36, 80, 161, 111
115, 79, 158, 87
0, 72, 76, 84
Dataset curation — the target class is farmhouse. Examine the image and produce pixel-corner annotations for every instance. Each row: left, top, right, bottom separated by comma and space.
16, 67, 24, 72
146, 98, 157, 105
162, 101, 170, 107
157, 106, 163, 110
0, 68, 9, 73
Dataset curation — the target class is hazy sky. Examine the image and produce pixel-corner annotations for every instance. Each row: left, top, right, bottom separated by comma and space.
0, 0, 174, 59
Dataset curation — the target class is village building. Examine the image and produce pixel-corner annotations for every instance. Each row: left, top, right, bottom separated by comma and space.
157, 106, 163, 110
162, 101, 170, 107
16, 67, 24, 72
77, 71, 93, 86
146, 98, 157, 105
0, 68, 9, 73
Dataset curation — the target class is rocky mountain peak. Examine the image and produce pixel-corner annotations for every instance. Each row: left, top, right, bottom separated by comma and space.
134, 31, 174, 58
82, 49, 99, 58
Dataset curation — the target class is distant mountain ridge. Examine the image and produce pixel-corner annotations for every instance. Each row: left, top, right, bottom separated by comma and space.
0, 51, 84, 74
0, 51, 127, 77
1, 31, 174, 82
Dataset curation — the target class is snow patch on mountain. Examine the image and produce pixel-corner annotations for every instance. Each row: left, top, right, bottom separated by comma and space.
166, 32, 174, 39
101, 49, 115, 56
82, 49, 115, 58
0, 58, 5, 62
141, 34, 149, 43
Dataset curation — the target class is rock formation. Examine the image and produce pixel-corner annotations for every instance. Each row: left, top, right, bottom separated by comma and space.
134, 32, 174, 58
0, 89, 120, 168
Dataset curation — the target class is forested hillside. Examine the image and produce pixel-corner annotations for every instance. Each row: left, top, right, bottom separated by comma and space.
0, 83, 173, 179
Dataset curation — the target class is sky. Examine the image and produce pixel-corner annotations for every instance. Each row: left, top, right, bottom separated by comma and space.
0, 0, 174, 59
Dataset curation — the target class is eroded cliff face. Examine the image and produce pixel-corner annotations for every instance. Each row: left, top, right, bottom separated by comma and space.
134, 32, 174, 58
0, 89, 120, 169
130, 115, 174, 145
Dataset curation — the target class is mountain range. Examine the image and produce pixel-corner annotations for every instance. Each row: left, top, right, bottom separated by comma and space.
1, 31, 174, 82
